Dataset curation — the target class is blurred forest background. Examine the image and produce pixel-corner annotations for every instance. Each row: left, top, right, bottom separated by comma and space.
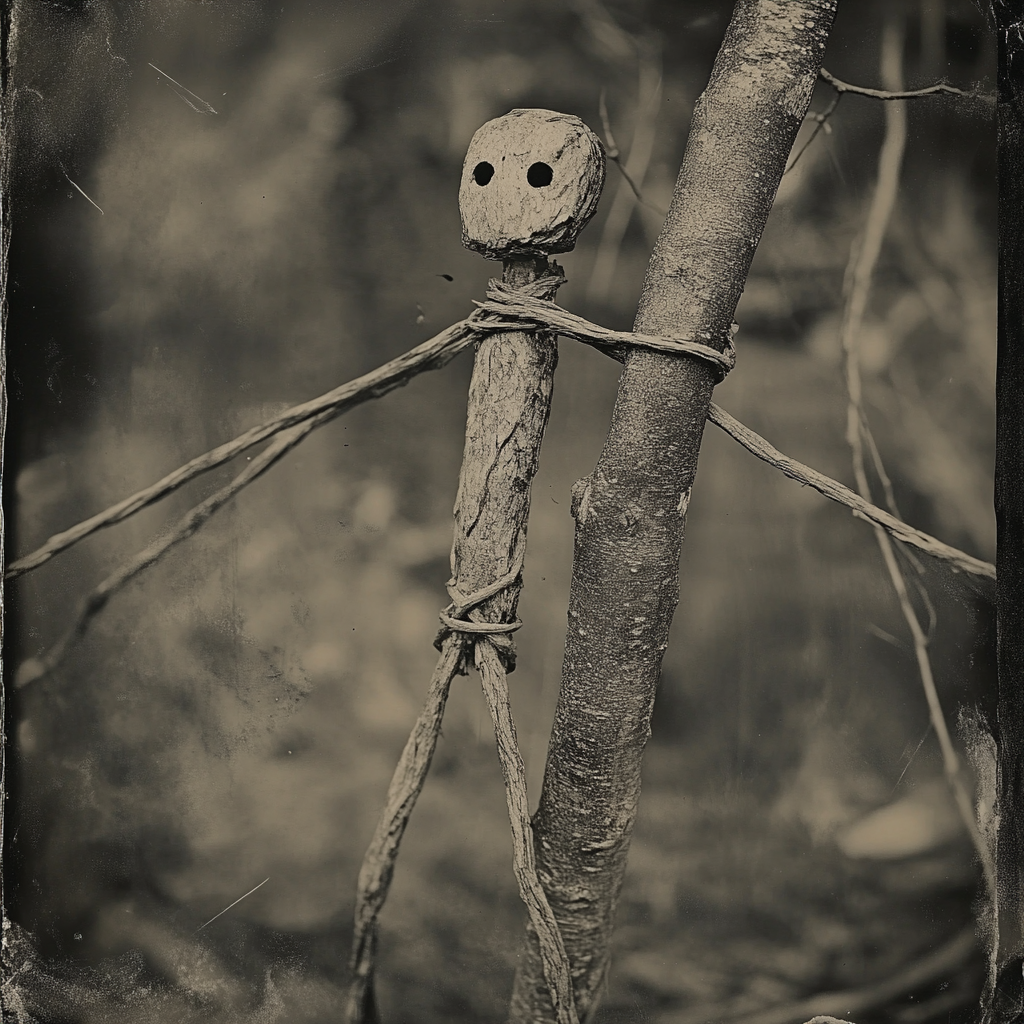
2, 0, 999, 1021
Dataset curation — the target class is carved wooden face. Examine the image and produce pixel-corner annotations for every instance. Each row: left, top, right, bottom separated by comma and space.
459, 109, 605, 261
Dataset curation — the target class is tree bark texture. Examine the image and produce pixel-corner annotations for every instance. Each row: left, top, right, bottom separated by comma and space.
509, 3, 840, 1021
449, 257, 562, 633
991, 2, 1024, 1018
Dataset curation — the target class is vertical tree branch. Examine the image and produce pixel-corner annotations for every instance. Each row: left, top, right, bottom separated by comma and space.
838, 13, 995, 906
509, 4, 840, 1021
920, 0, 947, 77
586, 35, 663, 303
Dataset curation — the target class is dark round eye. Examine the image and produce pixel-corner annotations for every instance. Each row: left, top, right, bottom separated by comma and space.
473, 161, 494, 186
527, 162, 553, 187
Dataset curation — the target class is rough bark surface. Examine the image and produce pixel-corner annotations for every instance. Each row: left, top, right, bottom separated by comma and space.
347, 257, 567, 1024
991, 3, 1024, 1018
509, 4, 839, 1021
449, 257, 562, 631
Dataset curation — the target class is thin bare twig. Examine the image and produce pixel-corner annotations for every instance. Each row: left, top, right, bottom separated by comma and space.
860, 408, 901, 517
597, 88, 665, 215
588, 35, 664, 302
705, 404, 995, 589
838, 18, 996, 901
14, 418, 319, 689
575, 0, 661, 216
788, 64, 995, 176
820, 66, 996, 105
7, 318, 481, 580
597, 89, 619, 159
785, 92, 842, 175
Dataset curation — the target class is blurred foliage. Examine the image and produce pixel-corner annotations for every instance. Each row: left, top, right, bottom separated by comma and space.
3, 0, 998, 1021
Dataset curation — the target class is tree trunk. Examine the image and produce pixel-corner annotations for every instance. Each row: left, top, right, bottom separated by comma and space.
990, 1, 1024, 1018
509, 3, 840, 1021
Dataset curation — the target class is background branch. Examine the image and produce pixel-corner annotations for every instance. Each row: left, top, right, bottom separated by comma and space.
820, 66, 995, 104
837, 11, 995, 916
587, 29, 663, 303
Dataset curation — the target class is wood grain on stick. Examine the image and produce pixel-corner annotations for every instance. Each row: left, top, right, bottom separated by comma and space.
449, 258, 580, 1024
509, 4, 840, 1021
350, 100, 607, 1021
447, 260, 562, 644
348, 258, 574, 1024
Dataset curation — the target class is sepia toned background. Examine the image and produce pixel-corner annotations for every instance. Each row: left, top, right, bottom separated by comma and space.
3, 0, 998, 1021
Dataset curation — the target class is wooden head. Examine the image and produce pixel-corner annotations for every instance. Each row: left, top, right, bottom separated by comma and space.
459, 109, 605, 261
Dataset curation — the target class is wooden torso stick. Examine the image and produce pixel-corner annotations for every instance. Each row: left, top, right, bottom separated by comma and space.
348, 108, 604, 1024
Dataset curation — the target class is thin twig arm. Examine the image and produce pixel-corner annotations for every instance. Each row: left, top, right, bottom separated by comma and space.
706, 404, 995, 589
14, 390, 994, 694
6, 318, 481, 579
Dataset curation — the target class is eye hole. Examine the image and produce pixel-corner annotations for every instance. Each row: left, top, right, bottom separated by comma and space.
473, 162, 494, 186
527, 162, 553, 187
